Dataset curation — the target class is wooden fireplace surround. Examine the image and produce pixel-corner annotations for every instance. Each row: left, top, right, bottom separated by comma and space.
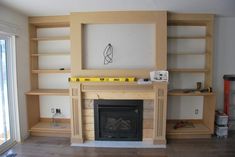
70, 82, 167, 144
70, 11, 167, 144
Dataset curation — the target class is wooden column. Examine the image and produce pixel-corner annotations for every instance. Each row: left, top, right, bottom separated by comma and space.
70, 83, 84, 143
153, 82, 168, 144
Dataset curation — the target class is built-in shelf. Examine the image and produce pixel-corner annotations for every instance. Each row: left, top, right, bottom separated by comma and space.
167, 36, 207, 39
31, 53, 70, 57
168, 52, 206, 55
29, 121, 71, 137
168, 68, 208, 73
168, 89, 214, 96
31, 36, 70, 41
26, 89, 69, 96
167, 120, 211, 137
32, 69, 71, 73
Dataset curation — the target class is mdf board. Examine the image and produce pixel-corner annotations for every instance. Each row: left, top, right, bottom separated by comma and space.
70, 11, 167, 78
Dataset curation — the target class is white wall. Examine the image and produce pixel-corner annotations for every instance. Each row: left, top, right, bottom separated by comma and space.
37, 27, 71, 119
0, 5, 29, 140
83, 24, 155, 69
214, 16, 235, 110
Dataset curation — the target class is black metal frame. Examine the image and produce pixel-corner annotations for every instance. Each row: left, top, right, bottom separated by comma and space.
94, 100, 143, 141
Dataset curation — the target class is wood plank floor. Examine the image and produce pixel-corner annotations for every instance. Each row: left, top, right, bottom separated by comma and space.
2, 131, 235, 157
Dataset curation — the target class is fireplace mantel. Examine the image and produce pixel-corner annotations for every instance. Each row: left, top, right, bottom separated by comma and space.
69, 11, 168, 146
69, 82, 167, 145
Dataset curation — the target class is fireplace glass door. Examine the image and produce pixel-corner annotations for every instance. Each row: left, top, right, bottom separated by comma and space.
94, 100, 143, 141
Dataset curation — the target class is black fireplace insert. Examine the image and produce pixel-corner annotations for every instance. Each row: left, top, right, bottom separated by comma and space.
94, 100, 143, 141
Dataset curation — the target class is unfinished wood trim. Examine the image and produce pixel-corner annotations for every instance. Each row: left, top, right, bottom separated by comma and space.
205, 16, 214, 87
70, 84, 84, 143
26, 89, 69, 96
167, 134, 211, 139
27, 95, 40, 129
29, 24, 38, 89
203, 94, 216, 133
83, 92, 154, 100
70, 11, 167, 77
70, 14, 82, 74
156, 11, 167, 70
153, 82, 168, 143
168, 12, 214, 25
30, 132, 70, 137
40, 118, 71, 123
72, 70, 152, 78
29, 15, 70, 27
71, 137, 84, 143
153, 139, 167, 145
82, 83, 153, 91
71, 11, 167, 24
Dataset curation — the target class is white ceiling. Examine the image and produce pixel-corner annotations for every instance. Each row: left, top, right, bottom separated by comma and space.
0, 0, 235, 16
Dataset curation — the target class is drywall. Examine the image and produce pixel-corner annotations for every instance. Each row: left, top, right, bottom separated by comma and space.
0, 5, 29, 140
214, 17, 235, 112
37, 27, 71, 119
83, 24, 155, 69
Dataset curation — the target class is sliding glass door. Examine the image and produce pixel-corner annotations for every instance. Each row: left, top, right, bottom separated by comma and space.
0, 35, 13, 149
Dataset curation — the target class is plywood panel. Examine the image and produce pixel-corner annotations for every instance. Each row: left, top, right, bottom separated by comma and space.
27, 95, 40, 128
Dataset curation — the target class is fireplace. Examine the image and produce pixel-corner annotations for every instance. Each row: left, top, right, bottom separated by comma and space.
94, 100, 143, 141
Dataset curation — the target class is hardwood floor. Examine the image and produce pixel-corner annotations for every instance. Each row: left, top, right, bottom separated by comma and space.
2, 131, 235, 157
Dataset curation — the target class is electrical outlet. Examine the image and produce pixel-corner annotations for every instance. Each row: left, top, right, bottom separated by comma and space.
51, 108, 55, 113
56, 108, 61, 114
195, 109, 199, 115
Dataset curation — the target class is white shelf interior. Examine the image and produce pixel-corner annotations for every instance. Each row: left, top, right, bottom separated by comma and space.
167, 25, 206, 120
37, 27, 71, 119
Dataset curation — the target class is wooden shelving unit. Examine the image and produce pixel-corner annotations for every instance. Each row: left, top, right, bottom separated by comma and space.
167, 52, 206, 55
29, 121, 71, 137
32, 69, 71, 74
31, 36, 70, 41
26, 16, 71, 138
31, 53, 70, 56
168, 89, 215, 96
168, 68, 208, 73
166, 120, 211, 139
167, 13, 215, 139
26, 89, 69, 96
167, 36, 207, 39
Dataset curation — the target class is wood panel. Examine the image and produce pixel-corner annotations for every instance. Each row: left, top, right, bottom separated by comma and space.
70, 84, 84, 143
153, 83, 168, 144
29, 24, 38, 90
82, 99, 94, 140
27, 95, 40, 128
29, 121, 71, 138
205, 16, 214, 87
26, 89, 69, 96
156, 11, 167, 70
168, 13, 214, 25
203, 95, 216, 133
29, 15, 70, 27
83, 92, 154, 100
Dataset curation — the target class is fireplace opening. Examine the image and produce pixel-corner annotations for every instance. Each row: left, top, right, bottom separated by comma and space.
94, 100, 143, 141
